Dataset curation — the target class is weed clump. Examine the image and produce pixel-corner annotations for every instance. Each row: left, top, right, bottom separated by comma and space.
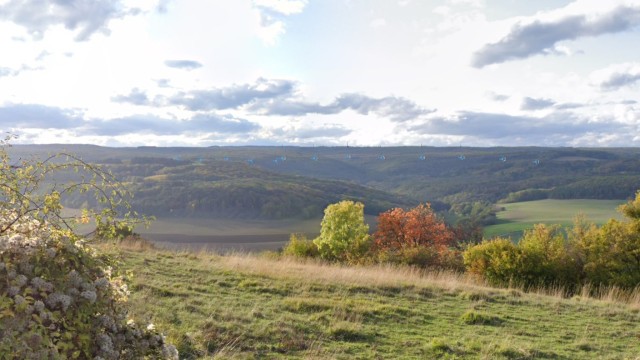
283, 233, 319, 258
460, 310, 503, 326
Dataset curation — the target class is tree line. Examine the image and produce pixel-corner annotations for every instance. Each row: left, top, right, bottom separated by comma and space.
285, 193, 640, 292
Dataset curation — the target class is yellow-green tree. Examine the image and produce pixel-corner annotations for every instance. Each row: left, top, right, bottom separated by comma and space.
314, 200, 370, 263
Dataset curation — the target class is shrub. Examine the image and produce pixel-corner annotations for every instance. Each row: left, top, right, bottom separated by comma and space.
463, 237, 521, 287
0, 137, 176, 358
376, 246, 464, 271
577, 218, 640, 288
518, 224, 582, 288
568, 192, 640, 289
464, 225, 582, 289
283, 233, 319, 258
465, 191, 640, 291
0, 214, 178, 359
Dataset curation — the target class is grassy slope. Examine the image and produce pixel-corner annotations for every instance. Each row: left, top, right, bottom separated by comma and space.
103, 242, 640, 360
484, 199, 625, 239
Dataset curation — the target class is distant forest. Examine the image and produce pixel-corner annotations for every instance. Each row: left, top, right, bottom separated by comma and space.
9, 145, 640, 223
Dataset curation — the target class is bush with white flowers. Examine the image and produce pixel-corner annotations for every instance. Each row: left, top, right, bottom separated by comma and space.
0, 137, 177, 359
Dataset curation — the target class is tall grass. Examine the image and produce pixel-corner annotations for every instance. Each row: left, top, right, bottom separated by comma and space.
115, 237, 640, 308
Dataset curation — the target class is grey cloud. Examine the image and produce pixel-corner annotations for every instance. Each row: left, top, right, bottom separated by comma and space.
157, 0, 171, 13
84, 114, 260, 136
0, 103, 260, 136
599, 72, 640, 90
521, 97, 555, 110
293, 126, 352, 139
472, 5, 640, 67
0, 67, 12, 77
155, 79, 171, 88
409, 111, 615, 143
0, 103, 81, 128
120, 78, 432, 122
111, 88, 150, 106
335, 94, 432, 122
487, 92, 510, 101
0, 0, 139, 41
168, 78, 296, 111
253, 93, 433, 122
164, 60, 203, 70
554, 102, 584, 110
189, 114, 260, 133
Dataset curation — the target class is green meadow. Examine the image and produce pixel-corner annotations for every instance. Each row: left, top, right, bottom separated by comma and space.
484, 199, 626, 240
104, 240, 640, 359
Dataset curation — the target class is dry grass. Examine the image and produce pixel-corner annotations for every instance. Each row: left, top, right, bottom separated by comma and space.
118, 236, 158, 251
218, 253, 640, 308
114, 236, 640, 308
217, 252, 486, 291
102, 238, 640, 359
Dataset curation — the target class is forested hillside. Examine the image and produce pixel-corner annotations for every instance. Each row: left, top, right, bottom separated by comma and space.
9, 145, 640, 219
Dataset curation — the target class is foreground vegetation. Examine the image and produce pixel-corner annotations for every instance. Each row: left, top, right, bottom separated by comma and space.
5, 143, 640, 358
0, 140, 176, 358
284, 194, 640, 293
105, 240, 640, 359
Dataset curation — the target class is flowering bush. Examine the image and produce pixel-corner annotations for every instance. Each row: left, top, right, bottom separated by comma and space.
0, 137, 177, 358
0, 213, 178, 358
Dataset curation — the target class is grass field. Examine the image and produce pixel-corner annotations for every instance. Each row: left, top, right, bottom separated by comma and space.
484, 199, 625, 240
137, 217, 321, 252
137, 215, 379, 252
102, 240, 640, 359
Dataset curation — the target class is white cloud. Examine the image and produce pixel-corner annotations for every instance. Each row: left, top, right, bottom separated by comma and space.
253, 0, 307, 15
370, 18, 387, 28
2, 0, 640, 147
252, 0, 307, 45
448, 0, 484, 9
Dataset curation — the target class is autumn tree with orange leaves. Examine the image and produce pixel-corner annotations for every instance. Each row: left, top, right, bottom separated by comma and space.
373, 203, 462, 269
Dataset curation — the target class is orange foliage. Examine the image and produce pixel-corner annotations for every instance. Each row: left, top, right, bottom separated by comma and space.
374, 203, 454, 252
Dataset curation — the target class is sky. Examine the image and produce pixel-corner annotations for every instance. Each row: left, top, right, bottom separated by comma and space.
1, 0, 640, 147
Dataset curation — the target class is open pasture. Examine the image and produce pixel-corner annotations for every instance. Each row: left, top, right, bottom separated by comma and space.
138, 217, 321, 252
484, 199, 625, 240
105, 242, 640, 359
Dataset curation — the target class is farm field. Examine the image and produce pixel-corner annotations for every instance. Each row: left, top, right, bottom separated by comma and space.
484, 199, 626, 240
138, 215, 379, 252
103, 241, 640, 359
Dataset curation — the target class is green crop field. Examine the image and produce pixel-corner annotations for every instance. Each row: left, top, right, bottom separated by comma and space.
484, 199, 626, 240
102, 241, 640, 359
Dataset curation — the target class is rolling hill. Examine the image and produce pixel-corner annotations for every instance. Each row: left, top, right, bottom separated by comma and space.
9, 145, 640, 221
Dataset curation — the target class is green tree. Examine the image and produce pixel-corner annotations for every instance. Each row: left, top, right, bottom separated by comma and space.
314, 200, 370, 262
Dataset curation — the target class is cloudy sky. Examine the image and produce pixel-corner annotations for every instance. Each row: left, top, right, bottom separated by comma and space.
1, 0, 640, 147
